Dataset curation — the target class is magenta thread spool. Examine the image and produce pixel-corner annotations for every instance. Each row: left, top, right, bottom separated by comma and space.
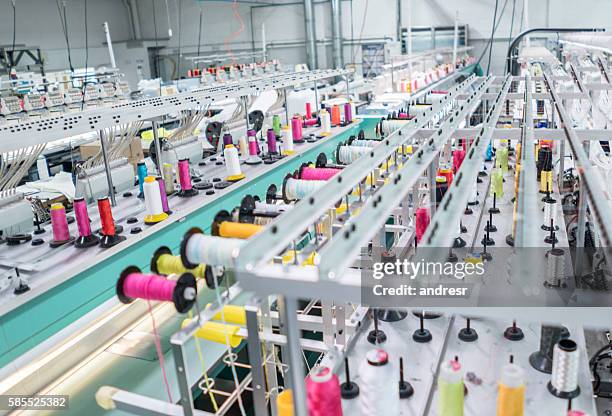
415, 207, 431, 243
303, 118, 318, 127
453, 149, 466, 173
306, 366, 343, 416
49, 203, 74, 247
300, 166, 341, 181
306, 102, 312, 119
223, 133, 233, 148
177, 159, 198, 197
246, 129, 263, 165
74, 198, 99, 248
156, 177, 171, 214
291, 116, 304, 143
116, 266, 197, 313
266, 128, 278, 155
344, 102, 353, 123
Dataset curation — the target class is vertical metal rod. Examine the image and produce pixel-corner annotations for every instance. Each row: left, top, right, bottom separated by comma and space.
314, 80, 319, 113
321, 300, 334, 346
243, 97, 250, 131
574, 142, 589, 277
151, 120, 163, 176
276, 295, 291, 388
99, 129, 116, 206
429, 158, 437, 216
283, 89, 290, 125
303, 0, 318, 70
283, 297, 307, 416
245, 304, 268, 416
345, 76, 350, 101
172, 343, 195, 416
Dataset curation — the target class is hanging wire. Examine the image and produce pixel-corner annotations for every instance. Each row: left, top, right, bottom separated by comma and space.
176, 0, 182, 80
80, 0, 89, 111
55, 0, 75, 73
352, 0, 369, 63
472, 0, 509, 74
6, 0, 16, 76
197, 3, 204, 71
486, 0, 500, 75
507, 0, 517, 53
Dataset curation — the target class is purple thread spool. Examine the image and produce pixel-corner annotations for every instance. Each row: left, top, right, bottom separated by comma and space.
267, 129, 278, 155
157, 177, 171, 214
223, 133, 233, 148
344, 102, 352, 123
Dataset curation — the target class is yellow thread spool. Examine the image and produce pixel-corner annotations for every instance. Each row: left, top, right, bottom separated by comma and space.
277, 389, 294, 416
156, 253, 207, 278
182, 319, 242, 348
496, 364, 525, 416
539, 170, 553, 193
218, 221, 262, 239
514, 163, 521, 197
207, 304, 247, 325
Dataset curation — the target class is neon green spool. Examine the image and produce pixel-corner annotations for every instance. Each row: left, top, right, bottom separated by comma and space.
491, 168, 504, 197
496, 146, 509, 174
438, 359, 464, 416
273, 115, 282, 136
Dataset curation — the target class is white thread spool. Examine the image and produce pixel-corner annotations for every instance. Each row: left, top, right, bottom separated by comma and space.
282, 125, 294, 154
285, 178, 326, 200
224, 144, 244, 181
359, 349, 399, 416
381, 119, 410, 135
549, 339, 580, 398
163, 163, 175, 194
185, 233, 245, 267
351, 139, 378, 147
254, 201, 292, 214
338, 145, 369, 164
239, 136, 249, 160
320, 109, 331, 134
143, 176, 168, 223
545, 248, 566, 287
542, 202, 558, 231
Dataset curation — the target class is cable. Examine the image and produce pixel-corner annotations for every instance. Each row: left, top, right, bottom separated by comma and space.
472, 0, 509, 74
352, 0, 369, 63
80, 0, 89, 111
56, 0, 74, 73
507, 0, 516, 53
486, 0, 500, 75
176, 0, 182, 80
7, 0, 16, 77
224, 0, 246, 66
197, 3, 204, 71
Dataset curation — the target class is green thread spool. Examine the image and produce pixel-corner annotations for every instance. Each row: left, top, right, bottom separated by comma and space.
273, 115, 282, 136
496, 146, 509, 174
438, 359, 464, 416
491, 168, 504, 197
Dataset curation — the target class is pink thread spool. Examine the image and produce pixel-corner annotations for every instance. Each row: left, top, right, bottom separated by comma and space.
305, 102, 312, 119
415, 207, 430, 243
303, 118, 318, 127
453, 149, 466, 173
300, 166, 341, 181
116, 266, 197, 313
344, 102, 352, 123
306, 366, 343, 416
291, 116, 304, 143
177, 159, 197, 197
74, 198, 99, 248
50, 203, 72, 246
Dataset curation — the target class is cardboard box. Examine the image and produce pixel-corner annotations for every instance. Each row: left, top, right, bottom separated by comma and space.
80, 137, 144, 173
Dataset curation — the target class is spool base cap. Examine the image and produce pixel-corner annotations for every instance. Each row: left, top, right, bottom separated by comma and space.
412, 311, 442, 319
194, 182, 213, 190
340, 381, 360, 399
33, 228, 46, 235
541, 224, 559, 232
75, 234, 99, 248
145, 212, 169, 225
481, 251, 493, 261
100, 234, 126, 248
447, 252, 459, 263
226, 174, 245, 182
367, 329, 387, 345
489, 207, 501, 214
478, 171, 487, 177
485, 223, 497, 232
481, 237, 495, 246
460, 224, 468, 233
130, 227, 142, 234
50, 236, 75, 248
547, 382, 580, 399
544, 235, 558, 245
177, 188, 199, 198
529, 351, 553, 373
245, 156, 263, 165
14, 282, 30, 295
506, 234, 515, 246
477, 177, 483, 183
412, 329, 433, 343
454, 237, 467, 248
504, 326, 525, 341
458, 327, 478, 342
399, 381, 414, 399
376, 309, 407, 322
31, 238, 44, 246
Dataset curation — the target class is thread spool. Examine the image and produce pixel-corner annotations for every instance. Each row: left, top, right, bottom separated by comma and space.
116, 266, 196, 313
156, 177, 171, 214
320, 109, 332, 136
530, 325, 570, 373
542, 202, 559, 231
497, 146, 509, 174
218, 220, 262, 239
273, 114, 282, 137
381, 119, 410, 135
545, 247, 566, 287
239, 135, 249, 160
436, 176, 448, 203
177, 159, 198, 197
223, 133, 233, 148
415, 207, 430, 243
331, 105, 341, 126
181, 228, 245, 269
277, 390, 294, 416
306, 366, 343, 416
74, 198, 98, 248
548, 339, 581, 398
144, 176, 169, 225
162, 163, 175, 195
305, 102, 312, 119
337, 145, 369, 164
453, 149, 466, 172
151, 246, 210, 281
98, 197, 126, 248
182, 319, 242, 348
266, 128, 279, 155
344, 102, 353, 124
281, 125, 295, 155
359, 349, 399, 415
491, 168, 504, 197
208, 304, 247, 325
496, 363, 525, 416
246, 129, 263, 165
349, 139, 378, 147
299, 166, 341, 181
291, 116, 304, 143
438, 358, 464, 416
223, 144, 245, 182
540, 170, 553, 193
439, 167, 453, 186
50, 203, 74, 247
283, 176, 326, 202
137, 162, 148, 198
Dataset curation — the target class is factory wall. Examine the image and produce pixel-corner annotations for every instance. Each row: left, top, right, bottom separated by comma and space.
2, 0, 612, 86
